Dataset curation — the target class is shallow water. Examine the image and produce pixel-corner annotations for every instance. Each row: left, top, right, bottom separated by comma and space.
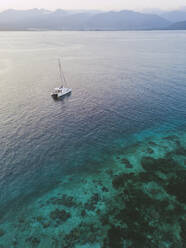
0, 31, 186, 247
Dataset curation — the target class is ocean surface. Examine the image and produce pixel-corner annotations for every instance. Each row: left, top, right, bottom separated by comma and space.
0, 31, 186, 247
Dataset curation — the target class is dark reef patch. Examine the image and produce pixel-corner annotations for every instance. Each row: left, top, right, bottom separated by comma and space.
63, 222, 101, 247
26, 236, 40, 247
141, 156, 180, 173
120, 158, 133, 168
148, 141, 157, 146
50, 209, 71, 223
112, 173, 135, 189
163, 135, 178, 141
180, 219, 186, 246
0, 229, 5, 237
107, 225, 126, 248
165, 171, 186, 204
101, 151, 186, 247
84, 193, 100, 211
49, 194, 77, 207
147, 147, 154, 154
175, 146, 186, 156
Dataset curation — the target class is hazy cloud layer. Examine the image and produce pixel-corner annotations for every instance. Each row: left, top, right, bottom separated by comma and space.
0, 0, 186, 11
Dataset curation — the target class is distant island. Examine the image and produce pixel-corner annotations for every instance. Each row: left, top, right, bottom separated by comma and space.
0, 8, 186, 31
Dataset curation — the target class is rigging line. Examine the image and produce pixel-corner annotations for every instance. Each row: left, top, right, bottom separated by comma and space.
58, 58, 67, 86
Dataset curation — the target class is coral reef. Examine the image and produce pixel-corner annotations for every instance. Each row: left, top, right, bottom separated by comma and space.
0, 130, 185, 248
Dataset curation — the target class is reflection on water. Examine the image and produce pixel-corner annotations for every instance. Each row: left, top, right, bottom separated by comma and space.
0, 31, 186, 247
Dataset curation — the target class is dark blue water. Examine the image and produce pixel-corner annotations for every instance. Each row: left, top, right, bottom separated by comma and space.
0, 31, 186, 210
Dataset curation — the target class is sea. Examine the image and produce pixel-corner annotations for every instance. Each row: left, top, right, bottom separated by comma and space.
0, 31, 186, 248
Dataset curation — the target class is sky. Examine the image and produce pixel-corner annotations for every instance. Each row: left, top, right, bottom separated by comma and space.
0, 0, 186, 11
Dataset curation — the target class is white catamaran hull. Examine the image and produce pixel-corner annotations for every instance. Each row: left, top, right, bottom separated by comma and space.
51, 87, 72, 98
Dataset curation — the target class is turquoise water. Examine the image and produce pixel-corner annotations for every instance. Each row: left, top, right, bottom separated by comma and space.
0, 31, 186, 247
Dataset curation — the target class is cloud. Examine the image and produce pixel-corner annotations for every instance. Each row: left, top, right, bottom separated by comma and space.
0, 0, 185, 11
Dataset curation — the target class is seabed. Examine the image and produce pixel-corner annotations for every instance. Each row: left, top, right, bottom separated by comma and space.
0, 127, 186, 248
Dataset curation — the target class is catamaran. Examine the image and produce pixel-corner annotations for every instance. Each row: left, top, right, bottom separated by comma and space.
51, 59, 72, 99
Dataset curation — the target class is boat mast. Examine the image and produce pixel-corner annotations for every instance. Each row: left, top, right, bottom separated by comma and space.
58, 58, 66, 87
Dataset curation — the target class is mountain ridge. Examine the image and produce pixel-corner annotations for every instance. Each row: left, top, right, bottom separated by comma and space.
0, 8, 171, 30
168, 20, 186, 30
161, 10, 186, 23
